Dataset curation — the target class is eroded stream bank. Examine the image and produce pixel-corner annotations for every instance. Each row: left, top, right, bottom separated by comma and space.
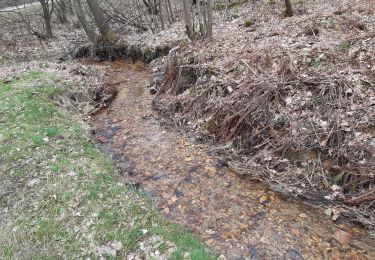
90, 61, 375, 259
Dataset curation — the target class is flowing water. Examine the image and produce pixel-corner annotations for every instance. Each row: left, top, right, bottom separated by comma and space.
91, 60, 375, 259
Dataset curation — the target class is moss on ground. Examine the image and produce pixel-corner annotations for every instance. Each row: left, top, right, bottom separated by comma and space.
0, 72, 214, 259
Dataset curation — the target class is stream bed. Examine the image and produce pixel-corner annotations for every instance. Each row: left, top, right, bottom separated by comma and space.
91, 60, 375, 259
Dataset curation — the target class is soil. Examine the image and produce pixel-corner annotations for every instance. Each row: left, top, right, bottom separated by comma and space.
91, 60, 375, 259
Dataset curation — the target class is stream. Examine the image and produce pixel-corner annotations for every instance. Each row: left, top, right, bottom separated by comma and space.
91, 60, 375, 259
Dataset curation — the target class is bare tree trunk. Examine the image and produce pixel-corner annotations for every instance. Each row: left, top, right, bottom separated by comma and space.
56, 0, 68, 23
183, 0, 213, 40
182, 0, 194, 40
159, 0, 165, 30
196, 0, 203, 34
38, 0, 53, 37
86, 0, 117, 45
65, 0, 76, 15
137, 0, 156, 33
72, 0, 97, 43
165, 0, 174, 23
206, 0, 213, 39
284, 0, 294, 17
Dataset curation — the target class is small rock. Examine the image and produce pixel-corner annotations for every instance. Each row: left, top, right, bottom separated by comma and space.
317, 54, 328, 62
305, 27, 320, 36
110, 240, 123, 252
251, 211, 266, 223
259, 195, 270, 205
332, 230, 353, 246
333, 10, 346, 15
67, 171, 77, 177
27, 179, 39, 187
205, 229, 216, 235
218, 254, 227, 260
216, 159, 228, 168
291, 228, 300, 237
324, 208, 333, 217
287, 248, 303, 260
175, 189, 184, 197
332, 209, 340, 221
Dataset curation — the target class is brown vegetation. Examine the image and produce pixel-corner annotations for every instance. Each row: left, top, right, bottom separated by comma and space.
152, 0, 375, 232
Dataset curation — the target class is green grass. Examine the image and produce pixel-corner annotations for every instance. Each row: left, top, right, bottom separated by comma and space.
0, 72, 214, 259
338, 41, 352, 52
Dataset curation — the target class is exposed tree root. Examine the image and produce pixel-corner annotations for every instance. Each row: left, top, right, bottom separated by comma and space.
68, 42, 171, 63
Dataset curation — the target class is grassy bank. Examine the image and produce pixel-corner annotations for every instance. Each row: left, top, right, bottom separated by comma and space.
0, 71, 213, 259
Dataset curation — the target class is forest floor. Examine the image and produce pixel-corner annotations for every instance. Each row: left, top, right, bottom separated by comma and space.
0, 0, 374, 259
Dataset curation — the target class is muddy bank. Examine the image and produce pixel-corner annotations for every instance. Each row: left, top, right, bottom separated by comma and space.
69, 43, 171, 63
89, 60, 375, 259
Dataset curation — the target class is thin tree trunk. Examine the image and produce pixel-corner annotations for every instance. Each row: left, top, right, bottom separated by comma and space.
72, 0, 97, 43
196, 0, 204, 36
56, 0, 68, 23
65, 0, 75, 15
39, 0, 53, 37
284, 0, 293, 17
182, 0, 194, 40
159, 0, 165, 30
206, 0, 213, 39
138, 0, 155, 33
86, 0, 117, 45
165, 0, 174, 23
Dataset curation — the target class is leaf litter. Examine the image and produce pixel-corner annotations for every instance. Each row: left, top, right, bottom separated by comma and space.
151, 0, 375, 235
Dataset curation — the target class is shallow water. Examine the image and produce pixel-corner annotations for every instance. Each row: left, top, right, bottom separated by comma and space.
91, 60, 375, 259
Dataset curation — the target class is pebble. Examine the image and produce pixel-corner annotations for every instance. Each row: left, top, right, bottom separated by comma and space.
332, 230, 353, 246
